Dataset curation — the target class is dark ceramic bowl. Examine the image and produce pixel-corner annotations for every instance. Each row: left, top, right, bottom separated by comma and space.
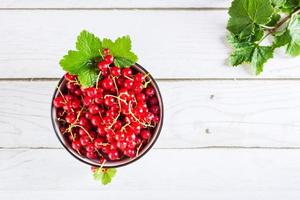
51, 64, 163, 168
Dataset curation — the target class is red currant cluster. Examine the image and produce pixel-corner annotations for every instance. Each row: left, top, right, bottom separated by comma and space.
53, 49, 160, 164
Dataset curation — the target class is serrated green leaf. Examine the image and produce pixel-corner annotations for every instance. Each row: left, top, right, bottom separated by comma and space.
273, 30, 291, 48
230, 45, 255, 66
76, 30, 103, 58
287, 14, 300, 56
59, 50, 89, 74
114, 57, 135, 68
227, 0, 274, 37
251, 46, 274, 74
77, 63, 98, 88
103, 36, 138, 68
272, 0, 286, 7
227, 33, 253, 48
93, 168, 117, 185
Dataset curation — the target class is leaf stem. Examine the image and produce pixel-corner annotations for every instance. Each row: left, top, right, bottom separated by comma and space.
259, 8, 300, 44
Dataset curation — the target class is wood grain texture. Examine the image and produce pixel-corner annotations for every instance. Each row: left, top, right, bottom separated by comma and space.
1, 80, 300, 148
1, 148, 300, 199
0, 10, 300, 79
0, 0, 230, 9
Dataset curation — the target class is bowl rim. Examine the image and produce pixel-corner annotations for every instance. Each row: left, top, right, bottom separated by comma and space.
51, 63, 164, 168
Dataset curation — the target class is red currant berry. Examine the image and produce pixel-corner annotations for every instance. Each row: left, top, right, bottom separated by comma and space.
97, 61, 109, 72
102, 78, 114, 90
72, 140, 81, 150
136, 93, 146, 102
108, 150, 120, 161
53, 96, 65, 108
66, 81, 77, 91
88, 104, 100, 115
134, 73, 145, 83
122, 68, 132, 77
104, 95, 116, 107
123, 79, 133, 89
104, 55, 114, 64
97, 126, 107, 136
124, 148, 136, 158
82, 96, 93, 106
80, 136, 90, 146
64, 73, 77, 81
111, 66, 121, 77
86, 151, 97, 159
86, 143, 95, 152
65, 114, 76, 124
145, 86, 155, 97
103, 48, 110, 55
149, 97, 158, 105
90, 115, 101, 127
141, 129, 151, 140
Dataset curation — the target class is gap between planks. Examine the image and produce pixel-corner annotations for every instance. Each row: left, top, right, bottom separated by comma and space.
0, 8, 228, 11
3, 78, 300, 82
3, 146, 300, 150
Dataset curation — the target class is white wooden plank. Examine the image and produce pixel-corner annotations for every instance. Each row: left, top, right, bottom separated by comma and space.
0, 10, 299, 79
1, 80, 300, 148
1, 148, 300, 200
0, 0, 230, 8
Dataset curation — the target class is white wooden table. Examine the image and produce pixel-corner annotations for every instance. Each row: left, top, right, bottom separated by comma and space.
1, 1, 300, 199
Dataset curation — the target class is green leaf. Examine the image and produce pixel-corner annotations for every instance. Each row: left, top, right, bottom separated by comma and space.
77, 63, 98, 88
59, 50, 89, 74
272, 0, 286, 7
76, 30, 103, 59
287, 14, 300, 56
59, 30, 103, 87
114, 57, 136, 68
266, 13, 281, 26
230, 45, 255, 66
103, 36, 138, 68
251, 46, 274, 74
227, 0, 274, 37
273, 30, 291, 48
93, 168, 117, 185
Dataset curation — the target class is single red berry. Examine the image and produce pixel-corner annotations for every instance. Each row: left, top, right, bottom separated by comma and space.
86, 151, 97, 159
98, 61, 109, 72
150, 105, 160, 115
65, 114, 76, 124
122, 68, 133, 77
117, 141, 128, 151
86, 87, 98, 98
102, 78, 114, 90
97, 126, 107, 136
79, 128, 87, 136
104, 95, 116, 107
88, 104, 100, 115
108, 150, 120, 161
86, 143, 95, 152
136, 93, 146, 102
134, 73, 145, 83
72, 140, 81, 150
64, 73, 77, 81
103, 48, 110, 55
124, 148, 136, 158
66, 81, 77, 91
145, 87, 155, 97
123, 79, 133, 89
53, 96, 65, 108
111, 66, 121, 77
149, 97, 158, 105
141, 129, 151, 140
74, 89, 82, 96
80, 136, 90, 146
82, 96, 93, 106
104, 55, 114, 64
90, 115, 101, 127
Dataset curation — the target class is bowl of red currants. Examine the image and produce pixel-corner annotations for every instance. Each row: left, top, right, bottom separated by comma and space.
51, 63, 163, 168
